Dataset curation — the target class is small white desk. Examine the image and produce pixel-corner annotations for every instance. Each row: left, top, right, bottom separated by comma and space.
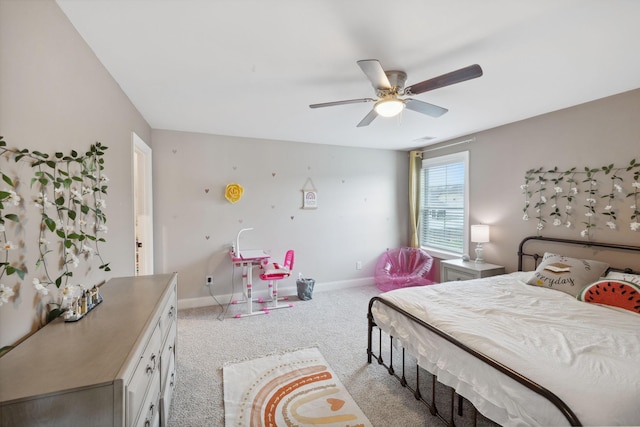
229, 250, 270, 317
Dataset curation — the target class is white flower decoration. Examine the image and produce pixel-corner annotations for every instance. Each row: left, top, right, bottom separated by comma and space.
4, 189, 21, 206
614, 184, 622, 193
522, 213, 529, 221
565, 221, 572, 228
0, 283, 15, 306
606, 221, 616, 229
604, 205, 612, 211
554, 187, 563, 193
631, 222, 640, 232
580, 229, 589, 238
2, 241, 15, 250
553, 218, 562, 226
585, 212, 593, 217
632, 182, 640, 189
33, 278, 49, 296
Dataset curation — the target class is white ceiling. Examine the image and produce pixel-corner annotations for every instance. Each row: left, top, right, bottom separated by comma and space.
56, 0, 640, 151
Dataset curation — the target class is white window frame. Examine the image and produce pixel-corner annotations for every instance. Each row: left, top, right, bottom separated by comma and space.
419, 151, 469, 259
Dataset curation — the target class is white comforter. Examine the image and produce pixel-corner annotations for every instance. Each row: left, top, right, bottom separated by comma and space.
371, 272, 640, 426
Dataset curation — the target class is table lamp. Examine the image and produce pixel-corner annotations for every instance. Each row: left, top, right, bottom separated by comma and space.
471, 224, 490, 264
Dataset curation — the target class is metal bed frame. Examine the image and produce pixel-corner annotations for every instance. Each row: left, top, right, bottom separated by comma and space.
367, 235, 640, 427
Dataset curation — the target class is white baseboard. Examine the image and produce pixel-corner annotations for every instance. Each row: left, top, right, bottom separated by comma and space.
177, 277, 376, 311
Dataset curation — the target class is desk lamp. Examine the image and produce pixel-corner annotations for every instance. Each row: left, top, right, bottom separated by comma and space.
235, 227, 254, 256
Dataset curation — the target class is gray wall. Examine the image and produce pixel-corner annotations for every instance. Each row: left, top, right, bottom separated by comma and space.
151, 130, 408, 306
0, 0, 151, 347
430, 88, 640, 272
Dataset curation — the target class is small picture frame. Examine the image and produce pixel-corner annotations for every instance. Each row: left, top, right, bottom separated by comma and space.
302, 190, 318, 209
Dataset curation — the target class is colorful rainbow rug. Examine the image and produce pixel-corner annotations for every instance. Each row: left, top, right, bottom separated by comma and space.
223, 347, 372, 427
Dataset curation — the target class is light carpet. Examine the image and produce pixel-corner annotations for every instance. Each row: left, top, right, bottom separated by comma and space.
223, 347, 372, 427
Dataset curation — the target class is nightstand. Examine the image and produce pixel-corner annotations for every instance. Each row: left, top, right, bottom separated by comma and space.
440, 259, 505, 282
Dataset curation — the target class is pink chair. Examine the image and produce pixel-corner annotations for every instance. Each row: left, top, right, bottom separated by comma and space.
374, 247, 435, 292
259, 250, 295, 312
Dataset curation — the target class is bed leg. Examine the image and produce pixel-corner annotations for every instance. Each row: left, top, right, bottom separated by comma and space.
457, 393, 464, 417
429, 374, 437, 416
449, 388, 456, 425
367, 314, 373, 364
400, 348, 407, 387
414, 364, 424, 401
387, 336, 395, 375
377, 331, 384, 364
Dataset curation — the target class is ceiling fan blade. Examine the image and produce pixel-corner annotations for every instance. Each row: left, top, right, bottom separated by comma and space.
405, 64, 483, 95
356, 109, 378, 127
309, 98, 376, 109
357, 59, 392, 91
405, 99, 448, 118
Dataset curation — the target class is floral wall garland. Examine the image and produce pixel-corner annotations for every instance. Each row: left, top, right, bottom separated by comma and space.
521, 159, 640, 240
0, 136, 109, 322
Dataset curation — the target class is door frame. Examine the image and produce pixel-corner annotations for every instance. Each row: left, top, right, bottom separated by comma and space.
133, 132, 154, 275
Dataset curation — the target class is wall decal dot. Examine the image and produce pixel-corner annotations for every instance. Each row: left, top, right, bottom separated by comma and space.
271, 205, 275, 209
342, 179, 346, 183
205, 188, 210, 193
172, 149, 177, 154
272, 172, 276, 177
205, 235, 210, 240
290, 216, 294, 220
238, 219, 243, 223
233, 166, 237, 170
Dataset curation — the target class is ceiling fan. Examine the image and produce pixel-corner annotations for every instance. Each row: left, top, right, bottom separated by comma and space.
309, 60, 483, 127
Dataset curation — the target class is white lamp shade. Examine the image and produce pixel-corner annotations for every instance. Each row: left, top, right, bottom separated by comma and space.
374, 98, 405, 117
471, 224, 490, 243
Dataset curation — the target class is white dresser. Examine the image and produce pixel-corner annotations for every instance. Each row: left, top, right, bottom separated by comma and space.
0, 273, 178, 427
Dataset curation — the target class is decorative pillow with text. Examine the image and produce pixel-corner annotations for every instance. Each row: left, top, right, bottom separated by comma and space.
527, 253, 609, 297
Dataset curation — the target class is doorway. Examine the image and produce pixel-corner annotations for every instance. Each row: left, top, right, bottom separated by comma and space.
133, 133, 154, 275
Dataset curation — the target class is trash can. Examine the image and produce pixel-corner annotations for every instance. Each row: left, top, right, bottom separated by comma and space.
296, 274, 315, 301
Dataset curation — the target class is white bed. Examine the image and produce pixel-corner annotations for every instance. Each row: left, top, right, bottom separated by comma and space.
367, 237, 640, 426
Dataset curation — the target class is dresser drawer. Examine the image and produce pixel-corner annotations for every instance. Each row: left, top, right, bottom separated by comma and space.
442, 268, 477, 282
128, 324, 162, 426
160, 350, 176, 427
134, 369, 160, 427
160, 323, 177, 393
159, 287, 177, 342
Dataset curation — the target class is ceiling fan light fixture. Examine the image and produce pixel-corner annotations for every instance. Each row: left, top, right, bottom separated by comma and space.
374, 98, 405, 117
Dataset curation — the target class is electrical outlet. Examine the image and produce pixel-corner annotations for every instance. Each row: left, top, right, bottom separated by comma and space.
205, 275, 213, 287
356, 261, 362, 270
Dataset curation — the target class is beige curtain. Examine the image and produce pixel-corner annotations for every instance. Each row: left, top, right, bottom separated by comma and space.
408, 150, 422, 247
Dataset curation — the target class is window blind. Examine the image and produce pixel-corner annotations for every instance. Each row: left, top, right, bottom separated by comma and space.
420, 153, 467, 254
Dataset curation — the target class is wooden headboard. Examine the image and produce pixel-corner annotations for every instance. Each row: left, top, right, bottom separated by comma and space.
517, 235, 640, 274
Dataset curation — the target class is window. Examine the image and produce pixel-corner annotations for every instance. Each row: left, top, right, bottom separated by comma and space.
419, 151, 469, 256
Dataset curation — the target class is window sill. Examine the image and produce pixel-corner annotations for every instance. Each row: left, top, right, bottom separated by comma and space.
421, 247, 464, 261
